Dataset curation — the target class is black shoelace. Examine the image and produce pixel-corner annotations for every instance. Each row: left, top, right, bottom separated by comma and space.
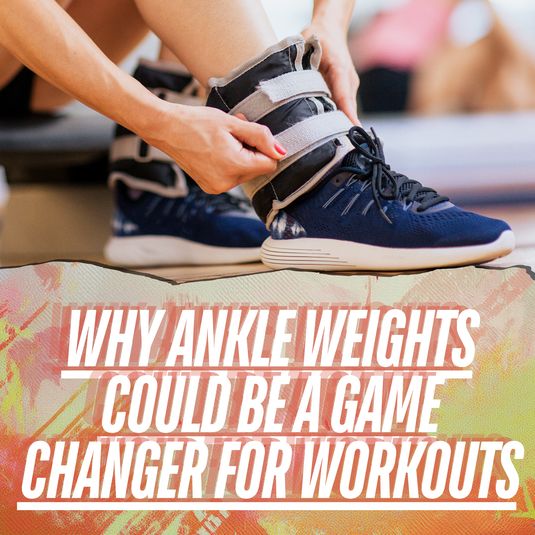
330, 127, 449, 224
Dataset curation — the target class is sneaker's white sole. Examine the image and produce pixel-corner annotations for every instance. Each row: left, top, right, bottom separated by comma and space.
105, 236, 261, 267
261, 230, 515, 271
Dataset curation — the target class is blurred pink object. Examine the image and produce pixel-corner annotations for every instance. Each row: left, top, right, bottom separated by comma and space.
351, 0, 452, 71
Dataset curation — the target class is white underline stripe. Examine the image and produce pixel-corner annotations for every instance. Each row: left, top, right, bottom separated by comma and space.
17, 502, 515, 511
60, 370, 472, 380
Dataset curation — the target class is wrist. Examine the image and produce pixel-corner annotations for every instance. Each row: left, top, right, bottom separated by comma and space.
115, 81, 177, 148
132, 99, 198, 170
132, 98, 173, 147
309, 1, 354, 33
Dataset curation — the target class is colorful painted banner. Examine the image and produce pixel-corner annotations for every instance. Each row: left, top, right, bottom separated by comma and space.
1, 262, 534, 534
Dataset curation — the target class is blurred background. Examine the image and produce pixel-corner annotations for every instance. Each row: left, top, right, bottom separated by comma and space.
0, 0, 534, 269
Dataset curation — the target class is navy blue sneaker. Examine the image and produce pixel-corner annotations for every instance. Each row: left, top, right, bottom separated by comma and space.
261, 127, 515, 271
105, 179, 269, 267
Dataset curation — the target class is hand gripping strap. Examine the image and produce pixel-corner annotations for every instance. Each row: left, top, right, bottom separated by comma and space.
230, 70, 331, 122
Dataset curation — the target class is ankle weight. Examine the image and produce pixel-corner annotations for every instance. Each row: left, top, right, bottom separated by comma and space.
206, 35, 354, 225
109, 59, 203, 198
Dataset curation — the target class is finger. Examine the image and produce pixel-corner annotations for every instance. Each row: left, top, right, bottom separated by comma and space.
337, 94, 361, 126
231, 119, 286, 159
236, 149, 279, 180
329, 72, 361, 126
233, 112, 287, 154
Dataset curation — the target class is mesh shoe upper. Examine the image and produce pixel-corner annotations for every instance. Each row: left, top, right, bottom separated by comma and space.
273, 127, 511, 249
112, 180, 269, 249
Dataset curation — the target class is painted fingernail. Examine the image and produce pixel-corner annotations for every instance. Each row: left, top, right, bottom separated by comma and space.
275, 141, 287, 155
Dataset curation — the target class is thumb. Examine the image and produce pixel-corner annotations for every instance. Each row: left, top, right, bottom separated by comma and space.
230, 116, 287, 159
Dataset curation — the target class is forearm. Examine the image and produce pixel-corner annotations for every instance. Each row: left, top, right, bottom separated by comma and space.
133, 0, 277, 85
0, 0, 164, 137
311, 0, 355, 32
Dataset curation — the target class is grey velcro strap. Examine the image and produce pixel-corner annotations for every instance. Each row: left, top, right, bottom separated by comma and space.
241, 111, 353, 199
109, 134, 188, 197
110, 135, 173, 164
109, 170, 188, 198
275, 111, 353, 161
230, 70, 331, 122
260, 70, 330, 102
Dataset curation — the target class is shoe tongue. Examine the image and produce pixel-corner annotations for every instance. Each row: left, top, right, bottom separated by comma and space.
398, 181, 413, 196
396, 174, 444, 208
342, 142, 371, 171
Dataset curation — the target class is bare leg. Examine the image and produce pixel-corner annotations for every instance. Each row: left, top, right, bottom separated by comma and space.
158, 44, 179, 64
133, 0, 278, 86
158, 44, 206, 99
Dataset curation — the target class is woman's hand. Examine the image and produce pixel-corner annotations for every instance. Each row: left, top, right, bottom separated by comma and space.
302, 2, 361, 126
144, 103, 286, 194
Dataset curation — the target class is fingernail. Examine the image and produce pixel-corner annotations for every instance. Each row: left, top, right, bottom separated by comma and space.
275, 141, 287, 155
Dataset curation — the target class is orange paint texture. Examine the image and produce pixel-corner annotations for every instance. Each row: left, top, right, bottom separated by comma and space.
0, 262, 534, 534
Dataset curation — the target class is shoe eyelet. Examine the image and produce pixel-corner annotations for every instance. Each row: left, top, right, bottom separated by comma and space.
331, 176, 345, 187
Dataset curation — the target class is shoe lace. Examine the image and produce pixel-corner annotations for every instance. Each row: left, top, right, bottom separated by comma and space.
329, 126, 449, 224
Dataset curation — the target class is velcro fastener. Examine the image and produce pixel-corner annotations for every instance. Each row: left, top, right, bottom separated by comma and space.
275, 111, 353, 161
260, 70, 330, 102
110, 134, 174, 164
230, 70, 331, 122
109, 169, 188, 198
241, 111, 352, 200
